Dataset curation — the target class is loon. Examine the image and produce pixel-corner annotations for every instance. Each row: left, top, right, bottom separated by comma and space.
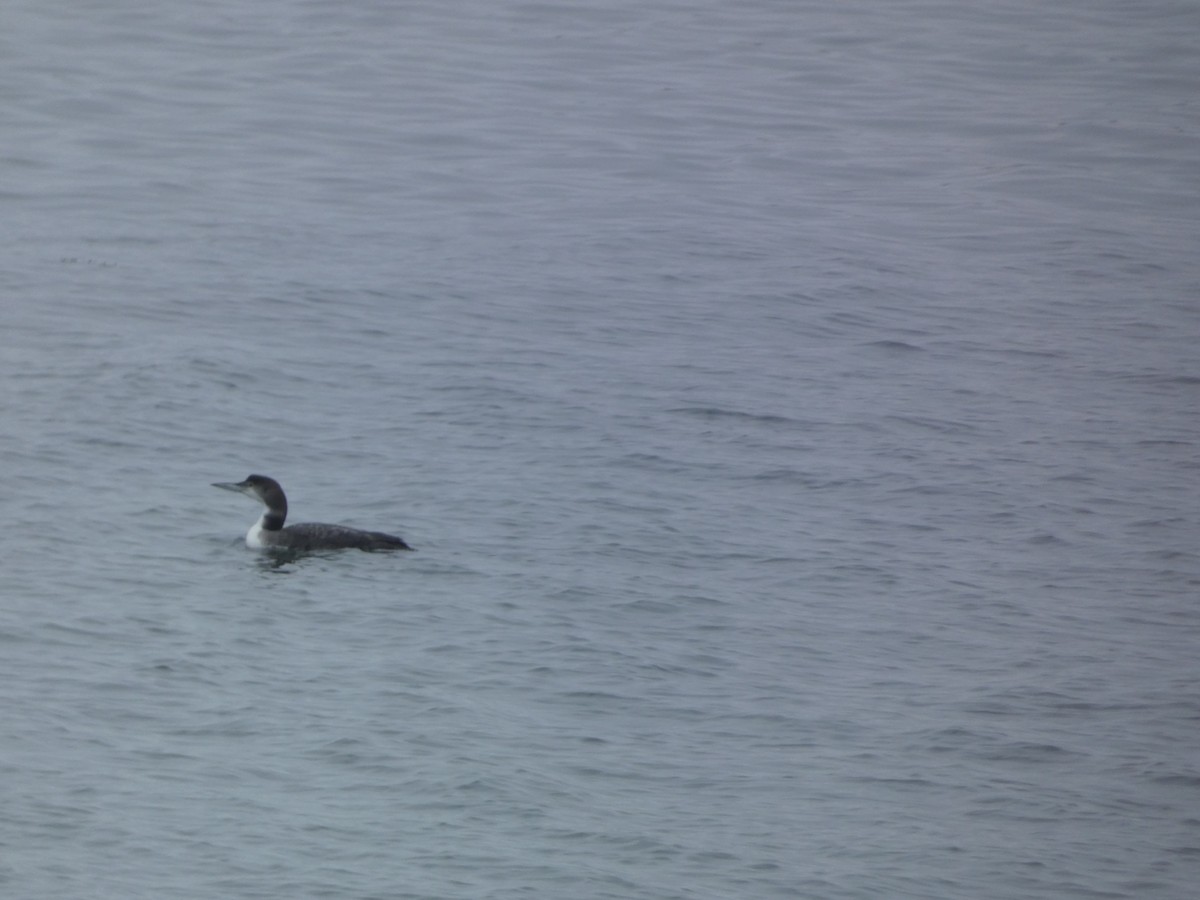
212, 474, 414, 552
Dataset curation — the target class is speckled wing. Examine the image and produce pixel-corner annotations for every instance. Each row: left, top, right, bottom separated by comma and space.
276, 523, 413, 552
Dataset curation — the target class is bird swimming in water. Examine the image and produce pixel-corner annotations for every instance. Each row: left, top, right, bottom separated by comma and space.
212, 474, 414, 552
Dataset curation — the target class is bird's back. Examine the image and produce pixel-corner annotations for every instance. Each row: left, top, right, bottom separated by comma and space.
271, 522, 414, 552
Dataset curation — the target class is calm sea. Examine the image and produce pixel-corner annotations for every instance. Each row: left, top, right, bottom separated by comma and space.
2, 1, 1198, 898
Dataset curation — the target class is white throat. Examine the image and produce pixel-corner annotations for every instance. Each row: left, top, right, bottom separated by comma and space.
246, 512, 270, 549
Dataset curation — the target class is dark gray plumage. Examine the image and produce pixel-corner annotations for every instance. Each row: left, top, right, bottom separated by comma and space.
212, 474, 413, 552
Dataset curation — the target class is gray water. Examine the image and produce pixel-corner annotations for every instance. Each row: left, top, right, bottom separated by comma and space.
3, 1, 1198, 897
